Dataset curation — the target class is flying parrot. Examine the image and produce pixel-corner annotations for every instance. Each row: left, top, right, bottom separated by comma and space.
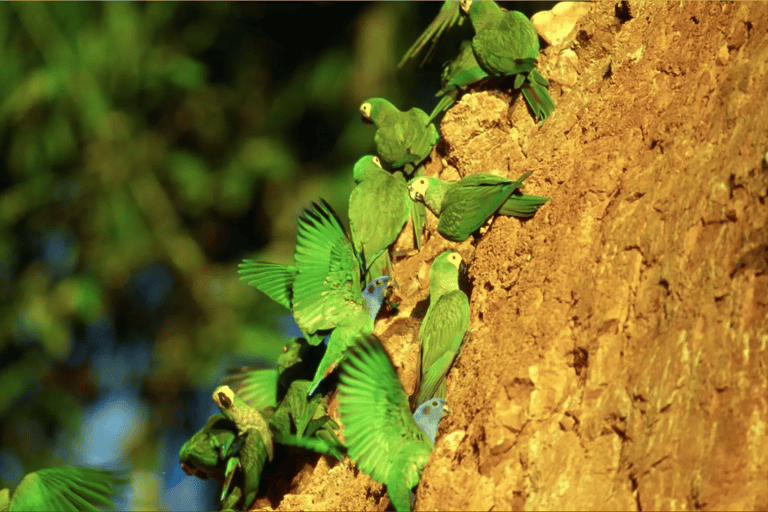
415, 251, 470, 404
238, 200, 393, 395
459, 0, 555, 121
398, 1, 468, 68
359, 98, 439, 177
349, 155, 412, 281
0, 466, 122, 512
338, 336, 450, 512
408, 171, 549, 242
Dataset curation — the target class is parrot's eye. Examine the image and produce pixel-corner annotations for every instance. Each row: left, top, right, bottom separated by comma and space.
432, 400, 439, 407
283, 345, 289, 353
420, 179, 426, 185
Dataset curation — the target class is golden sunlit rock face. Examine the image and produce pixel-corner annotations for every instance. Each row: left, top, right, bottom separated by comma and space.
255, 2, 768, 510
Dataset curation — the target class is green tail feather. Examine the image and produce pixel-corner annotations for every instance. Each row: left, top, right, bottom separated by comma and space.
497, 193, 549, 218
520, 70, 555, 121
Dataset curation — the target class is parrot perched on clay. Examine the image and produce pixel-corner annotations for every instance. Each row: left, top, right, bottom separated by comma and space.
338, 336, 450, 512
179, 413, 244, 510
349, 155, 412, 281
428, 39, 489, 123
408, 172, 549, 242
359, 98, 439, 177
459, 0, 555, 121
0, 466, 122, 512
213, 386, 273, 508
415, 251, 470, 404
398, 1, 468, 68
238, 200, 393, 395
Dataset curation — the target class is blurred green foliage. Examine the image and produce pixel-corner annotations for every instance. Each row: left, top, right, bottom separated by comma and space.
0, 2, 553, 508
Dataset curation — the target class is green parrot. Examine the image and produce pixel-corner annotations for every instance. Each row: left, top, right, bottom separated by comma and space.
179, 413, 244, 509
428, 39, 489, 123
408, 171, 549, 242
415, 251, 470, 405
338, 336, 447, 512
359, 98, 439, 177
0, 466, 122, 512
213, 386, 273, 508
459, 0, 555, 121
398, 1, 466, 68
349, 155, 412, 281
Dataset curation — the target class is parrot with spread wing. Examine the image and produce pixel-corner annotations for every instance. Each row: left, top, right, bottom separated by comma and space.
338, 336, 450, 511
239, 200, 392, 395
0, 466, 122, 512
408, 172, 549, 242
415, 251, 470, 404
459, 0, 555, 121
349, 155, 412, 281
359, 98, 439, 177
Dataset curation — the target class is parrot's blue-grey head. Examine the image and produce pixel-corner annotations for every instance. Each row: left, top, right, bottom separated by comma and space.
359, 102, 374, 124
362, 276, 392, 320
408, 177, 429, 203
413, 397, 451, 445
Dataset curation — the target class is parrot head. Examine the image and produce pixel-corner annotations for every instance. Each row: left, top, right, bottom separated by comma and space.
459, 0, 473, 15
213, 385, 236, 412
413, 397, 452, 444
359, 101, 374, 124
407, 176, 430, 202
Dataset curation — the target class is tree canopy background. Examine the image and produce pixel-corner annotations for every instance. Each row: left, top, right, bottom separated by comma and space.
0, 2, 553, 509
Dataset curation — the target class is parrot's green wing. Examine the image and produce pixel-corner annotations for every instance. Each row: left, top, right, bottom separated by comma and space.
389, 109, 438, 174
338, 337, 431, 486
221, 368, 278, 412
238, 261, 296, 310
8, 467, 121, 512
350, 168, 411, 282
274, 431, 345, 461
498, 192, 550, 218
437, 183, 517, 242
292, 200, 366, 335
180, 413, 238, 482
238, 428, 268, 509
398, 1, 465, 68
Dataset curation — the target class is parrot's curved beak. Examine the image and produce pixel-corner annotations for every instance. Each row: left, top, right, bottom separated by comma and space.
443, 404, 453, 415
408, 187, 422, 202
360, 114, 374, 125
